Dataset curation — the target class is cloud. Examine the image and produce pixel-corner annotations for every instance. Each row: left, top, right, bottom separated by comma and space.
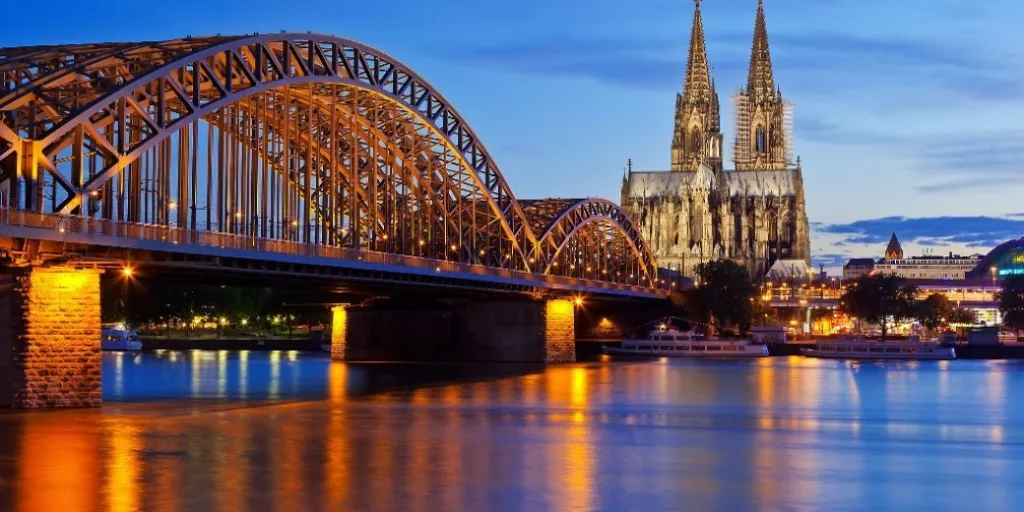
914, 175, 1024, 194
459, 36, 683, 89
819, 215, 1024, 248
454, 28, 1024, 107
811, 253, 852, 269
794, 117, 1024, 192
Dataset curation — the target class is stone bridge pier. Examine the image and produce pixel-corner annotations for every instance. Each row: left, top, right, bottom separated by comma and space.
1, 267, 102, 408
329, 298, 576, 363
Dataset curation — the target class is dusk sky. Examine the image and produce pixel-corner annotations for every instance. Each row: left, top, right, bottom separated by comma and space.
4, 0, 1023, 271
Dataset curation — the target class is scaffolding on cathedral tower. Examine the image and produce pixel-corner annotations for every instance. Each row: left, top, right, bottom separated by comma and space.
732, 93, 750, 169
783, 100, 795, 166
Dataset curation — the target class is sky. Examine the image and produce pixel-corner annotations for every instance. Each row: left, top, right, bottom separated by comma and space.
4, 0, 1024, 273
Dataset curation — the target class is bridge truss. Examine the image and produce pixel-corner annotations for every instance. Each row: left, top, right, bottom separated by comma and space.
0, 34, 658, 289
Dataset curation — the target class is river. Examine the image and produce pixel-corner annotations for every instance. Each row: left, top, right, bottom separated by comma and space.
1, 351, 1022, 511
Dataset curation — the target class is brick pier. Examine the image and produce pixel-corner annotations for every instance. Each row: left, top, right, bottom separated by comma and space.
0, 267, 102, 408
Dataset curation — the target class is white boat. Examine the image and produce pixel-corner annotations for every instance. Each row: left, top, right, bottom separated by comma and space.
801, 338, 955, 360
603, 328, 769, 358
101, 324, 143, 351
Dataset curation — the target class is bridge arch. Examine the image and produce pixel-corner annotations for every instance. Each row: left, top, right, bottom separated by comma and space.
0, 34, 538, 270
0, 34, 657, 287
522, 198, 657, 286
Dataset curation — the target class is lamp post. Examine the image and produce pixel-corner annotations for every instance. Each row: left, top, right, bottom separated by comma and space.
991, 266, 998, 301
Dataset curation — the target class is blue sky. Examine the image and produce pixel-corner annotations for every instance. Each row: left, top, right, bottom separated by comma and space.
4, 0, 1023, 272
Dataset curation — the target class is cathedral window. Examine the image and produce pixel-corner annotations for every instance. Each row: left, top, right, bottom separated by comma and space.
756, 126, 766, 154
693, 132, 702, 153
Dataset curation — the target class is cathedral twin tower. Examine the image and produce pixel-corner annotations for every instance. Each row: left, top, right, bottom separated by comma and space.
623, 0, 811, 279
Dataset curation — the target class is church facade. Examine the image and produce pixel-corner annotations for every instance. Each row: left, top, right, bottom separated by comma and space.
621, 0, 810, 279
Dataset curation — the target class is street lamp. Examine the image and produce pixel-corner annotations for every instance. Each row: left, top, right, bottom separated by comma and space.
991, 266, 998, 301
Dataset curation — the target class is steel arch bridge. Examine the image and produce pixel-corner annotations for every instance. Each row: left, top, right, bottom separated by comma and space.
0, 33, 659, 295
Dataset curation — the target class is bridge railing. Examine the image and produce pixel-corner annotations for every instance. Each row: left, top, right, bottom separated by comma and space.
0, 208, 663, 296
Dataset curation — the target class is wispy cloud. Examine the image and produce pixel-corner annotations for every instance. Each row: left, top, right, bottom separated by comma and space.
455, 27, 1024, 108
819, 215, 1024, 248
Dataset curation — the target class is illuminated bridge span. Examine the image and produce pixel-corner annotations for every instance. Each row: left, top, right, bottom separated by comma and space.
0, 34, 669, 407
0, 33, 658, 297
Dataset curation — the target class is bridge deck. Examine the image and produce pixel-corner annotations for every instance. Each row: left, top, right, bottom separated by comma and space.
0, 209, 666, 300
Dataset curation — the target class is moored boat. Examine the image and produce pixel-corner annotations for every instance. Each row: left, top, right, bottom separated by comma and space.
603, 328, 769, 358
801, 338, 955, 360
101, 323, 143, 351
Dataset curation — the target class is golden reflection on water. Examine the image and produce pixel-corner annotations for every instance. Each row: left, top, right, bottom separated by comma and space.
104, 421, 140, 512
7, 354, 1024, 511
190, 350, 202, 397
215, 411, 248, 512
239, 350, 249, 398
325, 363, 351, 507
114, 352, 125, 396
217, 350, 228, 398
269, 350, 281, 399
18, 414, 100, 512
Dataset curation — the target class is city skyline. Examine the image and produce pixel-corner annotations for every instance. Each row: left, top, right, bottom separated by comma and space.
3, 0, 1021, 271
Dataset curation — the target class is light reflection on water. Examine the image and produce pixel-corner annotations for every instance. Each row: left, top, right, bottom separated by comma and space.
0, 353, 1022, 510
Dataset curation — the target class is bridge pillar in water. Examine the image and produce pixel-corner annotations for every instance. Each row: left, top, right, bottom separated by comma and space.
0, 267, 102, 408
543, 299, 576, 363
329, 306, 348, 361
327, 298, 574, 363
452, 299, 576, 363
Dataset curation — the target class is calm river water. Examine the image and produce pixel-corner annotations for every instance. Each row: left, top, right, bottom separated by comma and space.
1, 351, 1023, 511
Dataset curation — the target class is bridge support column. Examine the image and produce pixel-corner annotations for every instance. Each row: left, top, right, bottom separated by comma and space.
0, 267, 102, 408
329, 305, 348, 361
452, 299, 575, 363
543, 299, 576, 363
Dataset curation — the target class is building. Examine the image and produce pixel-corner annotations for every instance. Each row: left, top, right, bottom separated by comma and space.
620, 0, 810, 279
764, 259, 814, 282
965, 237, 1024, 280
873, 233, 982, 280
842, 258, 875, 281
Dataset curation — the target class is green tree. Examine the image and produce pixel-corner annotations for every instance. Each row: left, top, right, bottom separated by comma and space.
686, 260, 756, 334
947, 307, 975, 325
998, 275, 1024, 335
840, 274, 918, 341
916, 293, 953, 331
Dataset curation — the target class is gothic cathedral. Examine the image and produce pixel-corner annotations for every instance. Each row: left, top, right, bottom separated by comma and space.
621, 0, 811, 279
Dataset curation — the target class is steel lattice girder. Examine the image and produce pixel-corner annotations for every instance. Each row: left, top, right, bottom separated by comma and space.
522, 198, 656, 283
0, 33, 659, 286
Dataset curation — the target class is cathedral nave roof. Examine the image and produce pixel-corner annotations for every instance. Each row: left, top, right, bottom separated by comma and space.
724, 170, 797, 197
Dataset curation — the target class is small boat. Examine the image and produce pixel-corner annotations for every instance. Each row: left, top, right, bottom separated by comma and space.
801, 338, 955, 360
603, 328, 769, 358
101, 323, 143, 351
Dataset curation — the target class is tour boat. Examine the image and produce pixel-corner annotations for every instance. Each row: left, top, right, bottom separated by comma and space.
100, 324, 143, 351
801, 338, 955, 360
603, 329, 769, 358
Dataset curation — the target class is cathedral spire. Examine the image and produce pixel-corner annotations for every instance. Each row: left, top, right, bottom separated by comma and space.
682, 0, 712, 103
746, 0, 776, 99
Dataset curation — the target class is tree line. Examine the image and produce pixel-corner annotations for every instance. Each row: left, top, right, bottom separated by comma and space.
683, 260, 1024, 339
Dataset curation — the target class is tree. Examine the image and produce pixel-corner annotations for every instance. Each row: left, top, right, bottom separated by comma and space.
840, 274, 918, 341
947, 307, 975, 325
998, 275, 1024, 335
916, 293, 953, 331
686, 260, 756, 334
